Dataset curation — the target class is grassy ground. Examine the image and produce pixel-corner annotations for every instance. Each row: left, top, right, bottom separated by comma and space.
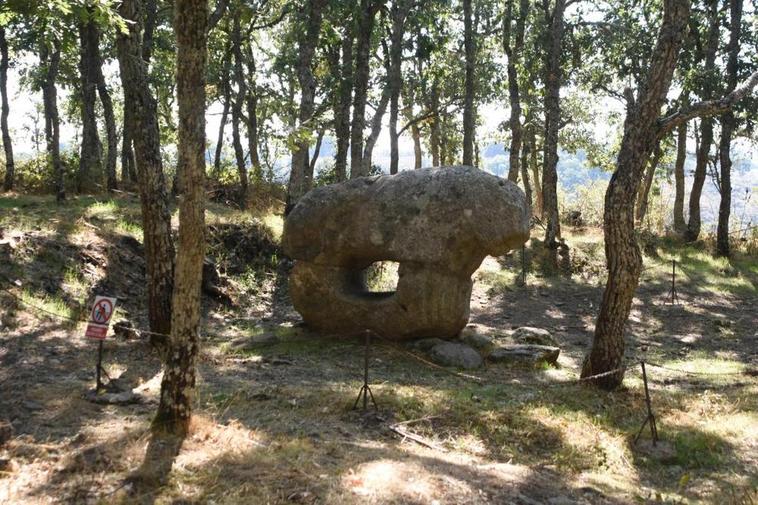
0, 194, 756, 504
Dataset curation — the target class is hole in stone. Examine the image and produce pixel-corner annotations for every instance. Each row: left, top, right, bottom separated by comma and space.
362, 261, 400, 296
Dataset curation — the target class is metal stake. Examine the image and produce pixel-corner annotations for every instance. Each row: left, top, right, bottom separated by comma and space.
353, 330, 378, 411
634, 361, 659, 446
667, 259, 679, 304
96, 340, 104, 392
520, 245, 527, 286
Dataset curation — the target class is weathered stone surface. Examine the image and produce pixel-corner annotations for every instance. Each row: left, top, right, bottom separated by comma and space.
411, 338, 447, 352
512, 327, 557, 346
283, 166, 530, 340
489, 344, 560, 365
428, 342, 483, 369
460, 325, 495, 354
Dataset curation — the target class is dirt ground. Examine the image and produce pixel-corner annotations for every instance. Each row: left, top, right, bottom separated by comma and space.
1, 196, 756, 504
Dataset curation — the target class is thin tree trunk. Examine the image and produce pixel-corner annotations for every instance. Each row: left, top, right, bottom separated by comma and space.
542, 0, 566, 258
430, 79, 441, 167
78, 14, 103, 193
334, 30, 353, 181
462, 0, 475, 165
88, 22, 118, 192
309, 129, 324, 173
362, 82, 391, 173
504, 0, 528, 183
116, 0, 175, 346
716, 0, 742, 257
155, 0, 208, 435
245, 44, 262, 183
673, 122, 687, 233
530, 129, 542, 218
349, 0, 378, 178
581, 0, 690, 388
231, 18, 249, 206
635, 141, 662, 224
41, 41, 64, 202
0, 28, 14, 191
388, 0, 409, 175
286, 0, 326, 212
214, 89, 230, 177
411, 123, 422, 169
231, 95, 247, 201
521, 131, 532, 209
685, 0, 718, 242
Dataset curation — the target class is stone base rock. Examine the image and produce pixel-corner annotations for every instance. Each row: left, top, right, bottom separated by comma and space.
428, 342, 483, 369
512, 327, 557, 346
489, 344, 560, 366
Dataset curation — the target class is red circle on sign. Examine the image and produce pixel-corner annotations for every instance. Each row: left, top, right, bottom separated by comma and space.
91, 299, 113, 324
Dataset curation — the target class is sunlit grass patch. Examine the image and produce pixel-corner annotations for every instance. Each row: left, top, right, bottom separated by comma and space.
19, 289, 82, 325
659, 356, 746, 375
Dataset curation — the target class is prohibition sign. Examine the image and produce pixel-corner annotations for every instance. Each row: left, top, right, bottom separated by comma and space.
91, 298, 114, 324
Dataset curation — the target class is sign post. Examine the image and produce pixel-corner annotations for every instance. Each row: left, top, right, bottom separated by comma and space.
84, 296, 117, 391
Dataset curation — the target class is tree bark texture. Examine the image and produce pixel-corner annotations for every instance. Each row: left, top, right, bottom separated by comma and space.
286, 0, 326, 212
214, 83, 231, 177
334, 30, 353, 182
40, 41, 64, 202
429, 79, 441, 166
94, 50, 118, 192
716, 0, 742, 257
1, 28, 14, 191
155, 0, 208, 435
581, 0, 691, 389
350, 0, 378, 178
388, 0, 410, 174
504, 0, 528, 183
462, 0, 476, 165
673, 122, 687, 233
520, 130, 532, 209
685, 0, 718, 242
116, 0, 175, 346
529, 126, 543, 218
79, 14, 104, 193
635, 140, 662, 224
245, 43, 262, 182
231, 18, 249, 206
542, 0, 566, 255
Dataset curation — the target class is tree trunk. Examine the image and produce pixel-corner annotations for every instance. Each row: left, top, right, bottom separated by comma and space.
0, 28, 14, 191
231, 96, 247, 202
528, 126, 543, 218
388, 0, 409, 175
78, 15, 103, 193
155, 0, 208, 435
245, 44, 262, 183
504, 0, 528, 183
520, 130, 532, 209
673, 122, 687, 233
286, 0, 326, 212
214, 88, 230, 177
635, 141, 662, 224
310, 129, 324, 173
542, 0, 566, 258
462, 0, 475, 165
231, 18, 249, 206
334, 30, 352, 182
716, 0, 742, 257
349, 0, 378, 178
685, 0, 718, 242
116, 0, 175, 347
581, 0, 690, 388
362, 81, 391, 173
429, 79, 441, 166
40, 41, 64, 202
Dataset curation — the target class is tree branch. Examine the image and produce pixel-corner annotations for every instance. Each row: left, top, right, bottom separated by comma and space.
657, 69, 758, 138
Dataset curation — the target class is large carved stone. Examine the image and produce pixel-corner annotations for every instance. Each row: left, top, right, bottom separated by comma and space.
282, 166, 530, 340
